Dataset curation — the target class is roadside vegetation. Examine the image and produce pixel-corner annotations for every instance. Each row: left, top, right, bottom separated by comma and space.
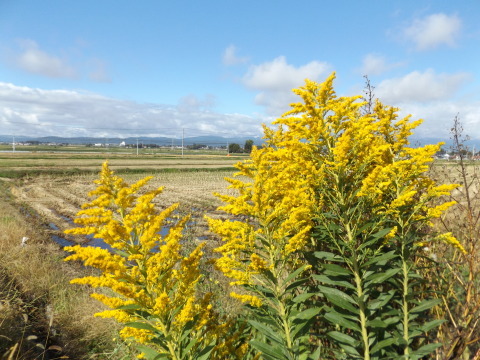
0, 74, 479, 359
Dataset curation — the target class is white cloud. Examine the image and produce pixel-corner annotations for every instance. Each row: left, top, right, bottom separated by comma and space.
177, 94, 216, 112
359, 54, 403, 76
242, 56, 330, 115
376, 69, 470, 104
14, 39, 76, 78
88, 58, 111, 83
0, 82, 263, 138
404, 13, 461, 51
396, 101, 480, 140
222, 45, 249, 66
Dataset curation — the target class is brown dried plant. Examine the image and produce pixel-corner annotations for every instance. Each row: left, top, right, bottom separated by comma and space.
430, 115, 480, 359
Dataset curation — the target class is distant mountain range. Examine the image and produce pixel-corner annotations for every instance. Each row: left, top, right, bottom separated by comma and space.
1, 135, 480, 152
0, 135, 264, 147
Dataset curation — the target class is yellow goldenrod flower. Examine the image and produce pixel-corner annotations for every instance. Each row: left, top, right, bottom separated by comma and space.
64, 162, 225, 358
435, 232, 466, 254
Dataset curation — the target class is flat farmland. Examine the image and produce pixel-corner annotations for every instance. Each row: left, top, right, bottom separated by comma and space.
2, 150, 247, 246
0, 150, 245, 177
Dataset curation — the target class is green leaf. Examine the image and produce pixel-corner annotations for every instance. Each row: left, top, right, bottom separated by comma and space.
291, 314, 316, 341
113, 249, 129, 258
313, 274, 356, 290
179, 319, 195, 343
180, 332, 198, 355
247, 284, 275, 298
324, 311, 360, 332
294, 307, 321, 321
323, 263, 351, 276
357, 237, 383, 251
363, 250, 397, 267
368, 291, 395, 310
372, 227, 394, 239
135, 344, 168, 360
292, 292, 314, 303
248, 320, 284, 346
309, 346, 323, 360
125, 321, 157, 332
117, 303, 143, 310
370, 337, 396, 353
335, 343, 361, 357
285, 278, 309, 292
411, 342, 442, 357
420, 319, 445, 333
318, 285, 358, 314
285, 264, 310, 284
250, 340, 285, 360
365, 268, 401, 284
195, 344, 215, 360
328, 331, 357, 346
367, 319, 388, 328
263, 269, 278, 286
314, 251, 345, 263
410, 299, 441, 314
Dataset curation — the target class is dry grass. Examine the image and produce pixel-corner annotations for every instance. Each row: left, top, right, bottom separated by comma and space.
0, 167, 244, 358
429, 161, 480, 358
0, 179, 131, 359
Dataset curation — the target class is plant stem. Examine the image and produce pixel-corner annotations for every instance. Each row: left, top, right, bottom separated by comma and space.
353, 257, 370, 360
279, 301, 294, 353
346, 222, 371, 360
402, 251, 410, 358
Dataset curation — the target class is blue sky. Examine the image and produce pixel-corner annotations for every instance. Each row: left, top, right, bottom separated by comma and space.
0, 0, 479, 140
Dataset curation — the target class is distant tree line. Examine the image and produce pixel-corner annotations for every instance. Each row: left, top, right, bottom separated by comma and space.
228, 139, 255, 153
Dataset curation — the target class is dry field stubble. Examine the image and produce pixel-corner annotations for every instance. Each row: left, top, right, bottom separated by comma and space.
10, 170, 240, 245
0, 151, 242, 175
1, 164, 241, 358
0, 179, 127, 359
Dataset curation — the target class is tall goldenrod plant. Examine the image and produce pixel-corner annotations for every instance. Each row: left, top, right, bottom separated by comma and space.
208, 129, 322, 359
64, 163, 233, 360
209, 73, 462, 359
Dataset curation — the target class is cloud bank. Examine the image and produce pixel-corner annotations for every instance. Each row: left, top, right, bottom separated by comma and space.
14, 39, 76, 78
222, 45, 249, 66
242, 56, 330, 115
359, 54, 403, 76
376, 69, 470, 103
404, 13, 462, 51
0, 82, 263, 138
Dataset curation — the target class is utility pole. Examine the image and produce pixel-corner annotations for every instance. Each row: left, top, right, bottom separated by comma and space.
136, 138, 139, 156
181, 128, 184, 157
12, 135, 15, 153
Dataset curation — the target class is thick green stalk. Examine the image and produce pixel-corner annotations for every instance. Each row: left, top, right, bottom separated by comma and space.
401, 253, 410, 358
353, 257, 370, 360
273, 259, 294, 358
279, 301, 294, 354
347, 223, 370, 360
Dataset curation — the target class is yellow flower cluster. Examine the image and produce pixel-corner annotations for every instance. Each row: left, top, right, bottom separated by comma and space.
435, 232, 466, 254
64, 162, 221, 354
209, 72, 461, 300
